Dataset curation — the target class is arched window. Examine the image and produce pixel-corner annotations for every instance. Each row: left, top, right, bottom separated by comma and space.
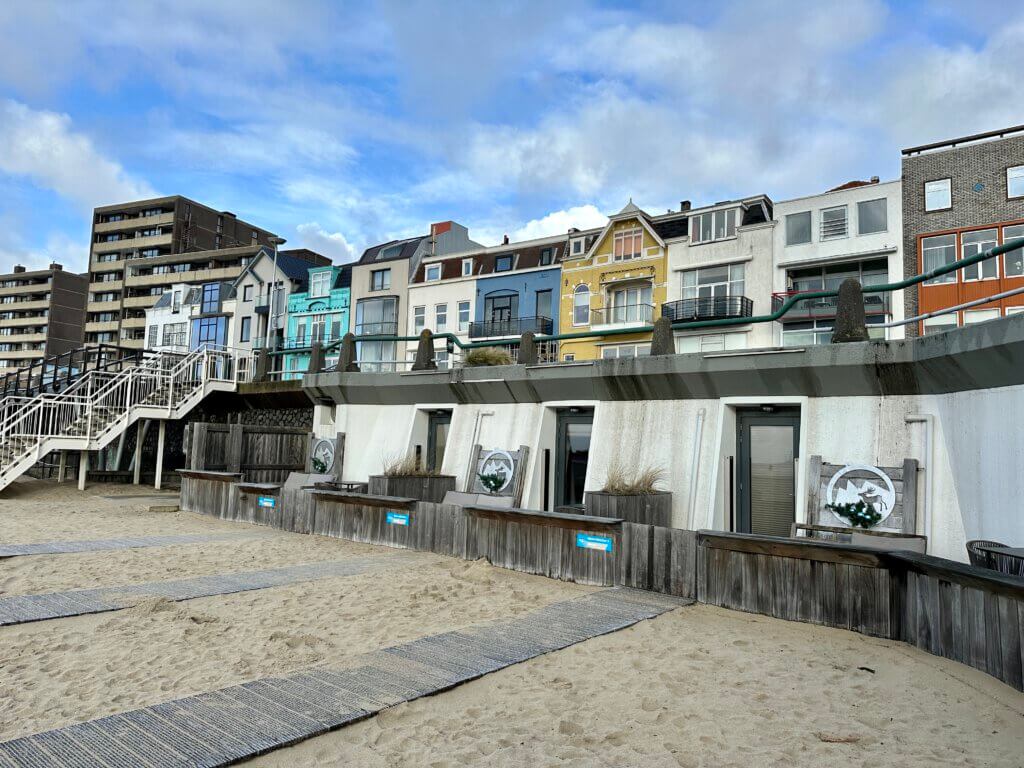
573, 284, 590, 326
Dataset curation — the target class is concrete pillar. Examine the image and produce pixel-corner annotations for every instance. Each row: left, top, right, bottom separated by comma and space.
57, 451, 67, 483
133, 420, 145, 485
77, 451, 88, 491
154, 420, 166, 491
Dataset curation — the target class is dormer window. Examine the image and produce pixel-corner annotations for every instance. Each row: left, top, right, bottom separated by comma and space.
495, 254, 513, 272
425, 264, 442, 281
571, 238, 585, 255
613, 228, 643, 261
690, 209, 737, 244
378, 244, 401, 260
539, 248, 553, 266
310, 270, 331, 298
462, 259, 473, 276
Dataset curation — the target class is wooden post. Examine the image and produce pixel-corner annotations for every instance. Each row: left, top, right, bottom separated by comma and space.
155, 420, 166, 490
226, 423, 244, 474
133, 420, 145, 485
57, 451, 67, 483
190, 423, 208, 471
77, 451, 88, 491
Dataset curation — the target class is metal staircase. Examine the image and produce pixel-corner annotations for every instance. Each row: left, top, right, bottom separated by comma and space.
0, 346, 246, 492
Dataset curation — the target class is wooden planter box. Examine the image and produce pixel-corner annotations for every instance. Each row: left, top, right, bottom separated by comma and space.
584, 491, 673, 527
368, 474, 457, 504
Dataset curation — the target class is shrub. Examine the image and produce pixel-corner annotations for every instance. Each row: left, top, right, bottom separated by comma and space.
600, 464, 666, 495
826, 500, 882, 529
478, 472, 505, 494
465, 347, 513, 367
381, 453, 443, 478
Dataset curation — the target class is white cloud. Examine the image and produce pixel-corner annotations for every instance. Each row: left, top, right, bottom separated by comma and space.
510, 205, 608, 240
0, 99, 153, 208
0, 229, 87, 274
296, 222, 358, 264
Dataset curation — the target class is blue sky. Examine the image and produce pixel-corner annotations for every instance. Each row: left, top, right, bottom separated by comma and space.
0, 0, 1020, 272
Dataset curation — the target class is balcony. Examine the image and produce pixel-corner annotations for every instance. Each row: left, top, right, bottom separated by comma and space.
468, 315, 553, 339
661, 296, 754, 323
283, 334, 344, 350
353, 321, 398, 337
590, 303, 654, 330
771, 290, 889, 322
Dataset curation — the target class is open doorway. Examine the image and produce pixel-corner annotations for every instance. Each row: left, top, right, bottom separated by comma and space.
736, 407, 800, 537
555, 408, 593, 509
426, 410, 452, 473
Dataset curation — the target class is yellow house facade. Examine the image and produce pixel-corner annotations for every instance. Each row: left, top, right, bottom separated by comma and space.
557, 201, 673, 361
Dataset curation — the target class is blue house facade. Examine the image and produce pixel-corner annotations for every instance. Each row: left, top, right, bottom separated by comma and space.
472, 267, 560, 338
282, 265, 351, 379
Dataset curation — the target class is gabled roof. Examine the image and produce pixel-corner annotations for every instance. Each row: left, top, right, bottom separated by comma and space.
231, 246, 319, 291
613, 198, 649, 220
576, 201, 664, 260
357, 235, 426, 265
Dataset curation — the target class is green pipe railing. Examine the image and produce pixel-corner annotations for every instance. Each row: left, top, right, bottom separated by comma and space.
276, 237, 1023, 356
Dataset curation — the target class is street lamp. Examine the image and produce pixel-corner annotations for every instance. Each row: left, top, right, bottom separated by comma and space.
265, 236, 287, 352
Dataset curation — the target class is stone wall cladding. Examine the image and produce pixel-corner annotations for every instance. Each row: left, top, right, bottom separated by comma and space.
190, 406, 313, 429
901, 132, 1024, 334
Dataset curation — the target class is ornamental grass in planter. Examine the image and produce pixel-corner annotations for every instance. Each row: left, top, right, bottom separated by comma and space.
584, 464, 673, 527
465, 347, 513, 367
368, 454, 456, 503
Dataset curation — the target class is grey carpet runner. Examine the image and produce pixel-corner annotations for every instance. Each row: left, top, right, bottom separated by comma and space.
0, 532, 270, 559
0, 553, 422, 626
0, 588, 688, 767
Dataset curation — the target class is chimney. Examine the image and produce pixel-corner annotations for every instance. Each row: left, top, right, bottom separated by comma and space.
12, 265, 25, 274
870, 175, 880, 184
568, 227, 580, 234
502, 234, 509, 245
49, 262, 62, 271
680, 200, 691, 212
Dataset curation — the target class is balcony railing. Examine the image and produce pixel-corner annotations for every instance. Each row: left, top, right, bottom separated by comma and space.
771, 290, 889, 321
467, 315, 553, 339
661, 296, 753, 322
590, 303, 654, 327
354, 321, 398, 336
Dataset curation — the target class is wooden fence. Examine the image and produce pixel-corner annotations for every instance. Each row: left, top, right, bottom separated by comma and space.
178, 472, 1024, 691
188, 423, 308, 483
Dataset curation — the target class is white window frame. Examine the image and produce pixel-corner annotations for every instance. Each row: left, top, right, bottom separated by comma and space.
1007, 165, 1024, 199
613, 227, 643, 261
571, 238, 584, 255
922, 234, 956, 285
785, 211, 812, 246
425, 264, 442, 282
690, 208, 737, 244
1003, 224, 1024, 277
857, 198, 888, 235
600, 343, 652, 359
435, 303, 447, 331
413, 305, 425, 334
572, 285, 590, 326
922, 314, 957, 335
239, 316, 251, 343
458, 300, 471, 332
309, 271, 331, 298
961, 229, 998, 282
820, 205, 848, 240
681, 263, 745, 301
925, 178, 951, 212
963, 308, 1000, 325
461, 259, 473, 277
242, 285, 253, 302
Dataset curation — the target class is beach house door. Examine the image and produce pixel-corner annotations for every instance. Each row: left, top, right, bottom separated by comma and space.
736, 408, 800, 537
427, 410, 451, 473
555, 409, 593, 508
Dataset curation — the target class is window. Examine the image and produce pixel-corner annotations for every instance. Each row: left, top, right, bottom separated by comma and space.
782, 317, 885, 346
356, 296, 398, 335
681, 263, 745, 300
573, 285, 590, 326
922, 315, 957, 335
200, 283, 220, 313
785, 212, 811, 245
539, 248, 553, 266
378, 244, 401, 260
243, 285, 253, 302
296, 321, 307, 345
462, 259, 473, 277
96, 253, 118, 263
436, 348, 449, 370
613, 228, 643, 260
677, 334, 748, 354
1004, 225, 1024, 277
425, 264, 441, 281
925, 179, 951, 211
961, 229, 998, 281
608, 283, 653, 323
371, 268, 390, 291
162, 322, 186, 347
435, 303, 447, 331
310, 270, 331, 297
239, 316, 251, 343
140, 248, 160, 258
172, 290, 181, 313
691, 209, 737, 243
535, 289, 552, 320
922, 234, 956, 284
310, 314, 328, 342
857, 198, 887, 234
413, 306, 425, 333
820, 205, 848, 239
458, 300, 471, 331
571, 239, 584, 255
147, 325, 158, 348
600, 344, 651, 359
495, 254, 513, 272
563, 353, 576, 362
1006, 306, 1024, 316
1008, 166, 1024, 198
483, 294, 518, 325
964, 308, 1000, 324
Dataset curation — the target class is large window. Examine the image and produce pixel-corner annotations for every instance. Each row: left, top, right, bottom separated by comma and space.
788, 258, 887, 294
677, 333, 748, 354
922, 314, 957, 336
1004, 224, 1024, 277
922, 234, 956, 284
609, 283, 653, 323
370, 268, 390, 291
613, 228, 643, 260
147, 325, 158, 348
691, 209, 737, 244
964, 308, 1000, 324
857, 198, 887, 234
355, 296, 398, 335
1008, 165, 1024, 198
484, 293, 518, 323
458, 300, 471, 331
309, 271, 331, 297
682, 263, 745, 300
535, 289, 552, 320
782, 317, 884, 346
200, 283, 220, 314
785, 212, 811, 245
239, 316, 251, 343
925, 179, 951, 211
600, 343, 651, 359
961, 229, 998, 281
820, 205, 848, 239
572, 285, 590, 326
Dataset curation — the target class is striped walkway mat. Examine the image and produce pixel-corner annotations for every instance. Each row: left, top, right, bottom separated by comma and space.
0, 532, 271, 559
0, 553, 422, 627
0, 588, 688, 767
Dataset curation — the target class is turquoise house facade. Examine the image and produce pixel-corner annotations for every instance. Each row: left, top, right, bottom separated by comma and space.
282, 264, 351, 379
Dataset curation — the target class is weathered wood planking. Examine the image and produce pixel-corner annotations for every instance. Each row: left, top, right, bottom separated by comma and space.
178, 471, 242, 518
585, 492, 672, 527
368, 475, 457, 504
188, 422, 309, 481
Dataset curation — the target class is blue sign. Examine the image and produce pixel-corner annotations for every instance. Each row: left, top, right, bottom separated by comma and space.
257, 496, 276, 508
576, 533, 613, 552
386, 511, 410, 526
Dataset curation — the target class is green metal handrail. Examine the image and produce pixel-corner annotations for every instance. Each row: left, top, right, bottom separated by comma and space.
291, 236, 1024, 355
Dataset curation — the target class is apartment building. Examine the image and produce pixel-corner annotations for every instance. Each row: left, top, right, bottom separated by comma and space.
282, 263, 352, 379
85, 196, 278, 348
144, 280, 235, 353
901, 126, 1024, 335
773, 178, 904, 346
350, 221, 480, 371
0, 264, 87, 374
407, 234, 566, 367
